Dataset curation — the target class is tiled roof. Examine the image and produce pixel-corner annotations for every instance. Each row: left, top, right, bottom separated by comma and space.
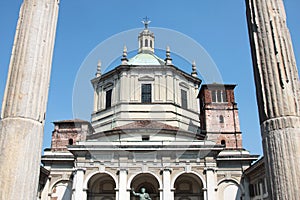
53, 119, 90, 124
113, 120, 178, 131
128, 52, 165, 65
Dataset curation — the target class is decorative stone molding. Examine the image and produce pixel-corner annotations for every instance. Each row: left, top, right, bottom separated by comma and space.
138, 75, 155, 81
261, 116, 300, 134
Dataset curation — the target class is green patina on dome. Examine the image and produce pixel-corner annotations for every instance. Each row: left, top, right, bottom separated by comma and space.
128, 52, 165, 65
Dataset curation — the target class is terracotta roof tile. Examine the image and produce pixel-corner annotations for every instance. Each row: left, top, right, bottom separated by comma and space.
53, 119, 90, 124
113, 120, 178, 131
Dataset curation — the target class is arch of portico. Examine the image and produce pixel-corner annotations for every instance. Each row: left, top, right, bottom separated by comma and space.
217, 179, 243, 200
171, 171, 206, 190
86, 172, 117, 200
50, 179, 73, 200
84, 170, 119, 190
128, 172, 162, 200
173, 172, 205, 200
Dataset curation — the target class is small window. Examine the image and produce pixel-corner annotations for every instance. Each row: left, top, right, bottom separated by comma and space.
221, 140, 226, 146
212, 90, 217, 102
141, 84, 152, 103
145, 39, 148, 47
68, 139, 74, 145
105, 89, 112, 109
254, 182, 261, 196
142, 135, 150, 141
211, 90, 227, 103
140, 40, 143, 48
221, 90, 227, 102
217, 91, 222, 102
249, 184, 255, 197
181, 89, 188, 109
262, 178, 267, 194
219, 115, 224, 123
150, 40, 153, 48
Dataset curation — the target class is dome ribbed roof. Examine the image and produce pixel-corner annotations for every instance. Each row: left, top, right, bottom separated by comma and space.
128, 52, 165, 65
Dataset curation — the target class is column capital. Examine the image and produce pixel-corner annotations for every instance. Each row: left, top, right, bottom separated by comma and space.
73, 168, 86, 176
117, 168, 128, 175
160, 168, 173, 174
203, 167, 217, 173
75, 167, 86, 171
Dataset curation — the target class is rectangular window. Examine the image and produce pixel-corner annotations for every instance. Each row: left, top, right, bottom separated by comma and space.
262, 178, 267, 194
249, 184, 255, 197
221, 90, 227, 102
105, 89, 112, 109
141, 84, 152, 103
212, 90, 227, 103
217, 91, 222, 102
181, 89, 188, 109
142, 135, 150, 141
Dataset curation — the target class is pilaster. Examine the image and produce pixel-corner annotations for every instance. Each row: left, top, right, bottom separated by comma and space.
41, 176, 51, 200
118, 169, 129, 200
162, 168, 173, 200
72, 168, 86, 200
204, 157, 217, 200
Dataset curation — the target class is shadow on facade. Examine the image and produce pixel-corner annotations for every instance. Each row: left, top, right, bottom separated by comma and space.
87, 173, 116, 200
130, 173, 160, 200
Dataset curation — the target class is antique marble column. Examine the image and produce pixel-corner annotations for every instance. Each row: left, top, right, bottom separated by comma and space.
0, 0, 59, 199
245, 0, 300, 199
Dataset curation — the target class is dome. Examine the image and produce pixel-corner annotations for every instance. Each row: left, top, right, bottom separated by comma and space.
128, 52, 165, 65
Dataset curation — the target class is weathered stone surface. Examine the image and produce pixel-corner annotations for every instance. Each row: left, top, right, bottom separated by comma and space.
0, 0, 59, 199
246, 0, 300, 199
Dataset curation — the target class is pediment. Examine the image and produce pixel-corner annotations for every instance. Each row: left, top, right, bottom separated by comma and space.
138, 75, 155, 81
179, 82, 189, 89
103, 82, 113, 90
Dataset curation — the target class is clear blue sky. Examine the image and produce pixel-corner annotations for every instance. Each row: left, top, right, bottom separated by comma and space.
0, 1, 299, 156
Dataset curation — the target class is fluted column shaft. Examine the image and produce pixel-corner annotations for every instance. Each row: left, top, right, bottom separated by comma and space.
0, 0, 59, 199
246, 0, 300, 199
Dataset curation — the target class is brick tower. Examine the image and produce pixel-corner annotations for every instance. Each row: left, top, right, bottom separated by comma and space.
51, 119, 94, 151
198, 84, 242, 149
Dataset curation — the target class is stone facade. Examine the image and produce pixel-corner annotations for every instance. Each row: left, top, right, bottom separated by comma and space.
244, 158, 269, 200
40, 24, 258, 200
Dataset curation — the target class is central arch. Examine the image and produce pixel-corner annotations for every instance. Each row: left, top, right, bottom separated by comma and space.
129, 173, 160, 200
87, 173, 116, 200
173, 173, 204, 200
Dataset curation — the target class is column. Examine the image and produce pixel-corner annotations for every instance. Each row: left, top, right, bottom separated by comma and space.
120, 72, 126, 102
245, 0, 300, 199
72, 168, 86, 200
93, 86, 99, 112
0, 0, 59, 199
166, 73, 173, 102
40, 176, 51, 200
118, 169, 129, 200
205, 168, 217, 200
162, 168, 173, 200
154, 74, 161, 102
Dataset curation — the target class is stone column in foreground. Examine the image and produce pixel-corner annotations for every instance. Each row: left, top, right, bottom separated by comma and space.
245, 0, 300, 199
0, 0, 59, 199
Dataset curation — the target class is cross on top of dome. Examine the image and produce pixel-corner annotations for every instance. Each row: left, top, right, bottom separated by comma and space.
142, 16, 151, 29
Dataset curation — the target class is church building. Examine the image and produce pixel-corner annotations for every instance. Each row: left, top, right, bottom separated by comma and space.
40, 20, 258, 200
